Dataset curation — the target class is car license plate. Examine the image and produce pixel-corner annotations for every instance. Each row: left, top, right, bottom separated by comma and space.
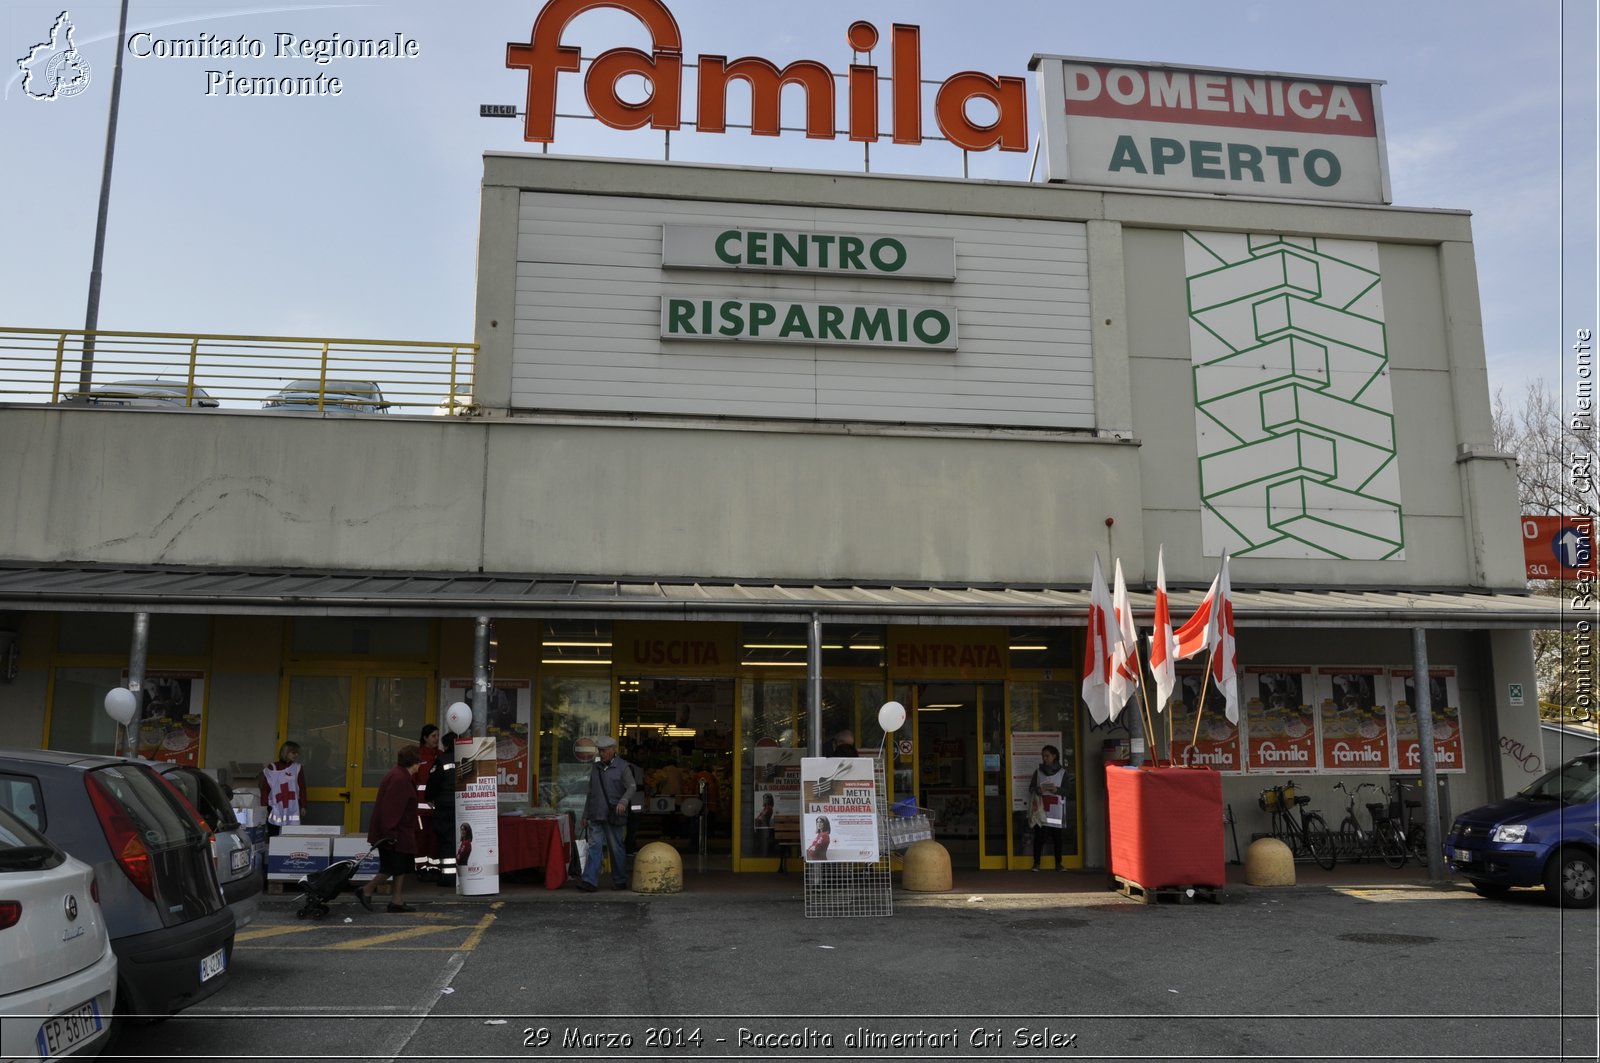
36, 1000, 101, 1058
200, 946, 227, 982
230, 847, 252, 873
1450, 847, 1474, 863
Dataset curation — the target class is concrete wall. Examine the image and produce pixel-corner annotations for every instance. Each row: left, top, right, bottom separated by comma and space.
0, 406, 1141, 585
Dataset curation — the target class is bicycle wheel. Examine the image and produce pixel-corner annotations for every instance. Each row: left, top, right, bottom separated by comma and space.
1338, 816, 1363, 863
1303, 813, 1337, 870
1374, 820, 1407, 868
1407, 822, 1430, 861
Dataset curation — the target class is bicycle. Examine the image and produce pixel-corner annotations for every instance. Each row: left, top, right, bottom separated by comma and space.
1334, 781, 1407, 868
1260, 782, 1336, 870
1386, 782, 1431, 863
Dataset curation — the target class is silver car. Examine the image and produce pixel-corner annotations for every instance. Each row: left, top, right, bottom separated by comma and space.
0, 749, 234, 1021
74, 378, 219, 408
262, 378, 388, 413
152, 764, 262, 929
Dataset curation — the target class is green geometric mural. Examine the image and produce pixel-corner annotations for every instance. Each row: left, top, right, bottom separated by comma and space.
1185, 232, 1404, 560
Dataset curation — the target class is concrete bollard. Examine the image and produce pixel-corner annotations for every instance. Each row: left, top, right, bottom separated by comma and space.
1244, 837, 1296, 887
900, 839, 953, 892
630, 841, 683, 894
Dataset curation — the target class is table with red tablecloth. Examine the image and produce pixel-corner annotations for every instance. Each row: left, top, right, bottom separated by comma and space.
419, 810, 569, 889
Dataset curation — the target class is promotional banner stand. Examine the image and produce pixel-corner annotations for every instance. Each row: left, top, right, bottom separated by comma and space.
801, 701, 903, 919
447, 702, 500, 897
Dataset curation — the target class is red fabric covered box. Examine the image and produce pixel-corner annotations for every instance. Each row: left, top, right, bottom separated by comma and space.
1105, 764, 1224, 888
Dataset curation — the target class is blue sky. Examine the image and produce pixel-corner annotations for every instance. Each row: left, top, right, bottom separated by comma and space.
1, 0, 1594, 410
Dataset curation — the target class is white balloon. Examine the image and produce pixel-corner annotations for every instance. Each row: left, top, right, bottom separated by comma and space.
104, 687, 138, 726
877, 700, 907, 733
445, 701, 472, 736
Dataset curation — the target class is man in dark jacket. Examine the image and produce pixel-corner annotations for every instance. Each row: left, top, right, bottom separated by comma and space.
577, 735, 635, 892
426, 730, 458, 887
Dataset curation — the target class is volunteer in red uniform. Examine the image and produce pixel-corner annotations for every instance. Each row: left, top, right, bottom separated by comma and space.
260, 740, 308, 832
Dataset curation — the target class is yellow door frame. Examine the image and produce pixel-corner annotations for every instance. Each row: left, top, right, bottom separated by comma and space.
277, 664, 436, 833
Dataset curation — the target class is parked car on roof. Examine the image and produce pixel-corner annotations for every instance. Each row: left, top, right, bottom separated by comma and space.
0, 804, 118, 1060
151, 763, 262, 929
72, 378, 220, 408
434, 384, 474, 416
262, 379, 388, 413
0, 749, 235, 1021
1446, 750, 1599, 907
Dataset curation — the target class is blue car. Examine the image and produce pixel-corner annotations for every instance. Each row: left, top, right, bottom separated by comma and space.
1446, 750, 1599, 907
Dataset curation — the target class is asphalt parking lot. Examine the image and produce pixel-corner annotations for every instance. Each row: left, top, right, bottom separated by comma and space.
101, 868, 1598, 1063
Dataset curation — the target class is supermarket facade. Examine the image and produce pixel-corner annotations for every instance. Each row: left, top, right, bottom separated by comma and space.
0, 30, 1573, 872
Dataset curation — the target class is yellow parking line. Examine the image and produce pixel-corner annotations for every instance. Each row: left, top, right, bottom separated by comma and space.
459, 905, 500, 951
235, 924, 322, 943
1337, 886, 1478, 902
251, 944, 482, 951
330, 925, 460, 950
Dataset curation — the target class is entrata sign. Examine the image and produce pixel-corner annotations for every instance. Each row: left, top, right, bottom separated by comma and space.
507, 0, 1027, 152
1030, 55, 1390, 204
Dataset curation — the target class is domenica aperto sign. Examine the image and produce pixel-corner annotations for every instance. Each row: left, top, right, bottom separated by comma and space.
1031, 56, 1391, 204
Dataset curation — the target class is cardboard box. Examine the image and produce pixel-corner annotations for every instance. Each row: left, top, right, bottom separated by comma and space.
230, 792, 259, 810
267, 836, 331, 881
279, 824, 340, 836
331, 836, 380, 881
233, 806, 266, 828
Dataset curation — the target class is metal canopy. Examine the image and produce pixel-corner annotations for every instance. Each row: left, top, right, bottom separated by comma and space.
0, 562, 1574, 629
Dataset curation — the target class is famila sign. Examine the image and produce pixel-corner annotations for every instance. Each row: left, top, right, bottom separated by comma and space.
1030, 56, 1391, 204
507, 0, 1028, 152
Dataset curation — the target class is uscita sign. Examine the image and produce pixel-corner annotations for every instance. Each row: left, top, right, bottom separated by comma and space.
506, 0, 1028, 151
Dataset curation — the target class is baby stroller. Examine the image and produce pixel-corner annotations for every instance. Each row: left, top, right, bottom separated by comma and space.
294, 843, 380, 919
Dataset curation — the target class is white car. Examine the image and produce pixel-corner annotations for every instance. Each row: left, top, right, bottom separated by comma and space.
0, 805, 117, 1060
434, 384, 474, 416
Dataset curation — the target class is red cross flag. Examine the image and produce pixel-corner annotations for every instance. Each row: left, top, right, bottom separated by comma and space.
1148, 547, 1177, 713
1081, 555, 1118, 724
1171, 553, 1240, 723
1108, 559, 1141, 721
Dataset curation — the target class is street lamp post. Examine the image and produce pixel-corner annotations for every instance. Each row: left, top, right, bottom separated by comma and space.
80, 0, 131, 395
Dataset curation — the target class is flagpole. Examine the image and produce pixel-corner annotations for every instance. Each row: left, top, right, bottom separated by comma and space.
1190, 644, 1216, 754
1132, 638, 1158, 764
1166, 689, 1174, 762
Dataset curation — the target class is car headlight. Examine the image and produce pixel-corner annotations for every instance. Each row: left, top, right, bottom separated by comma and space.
1491, 824, 1529, 843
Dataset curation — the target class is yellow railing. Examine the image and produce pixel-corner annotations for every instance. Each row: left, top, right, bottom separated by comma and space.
1, 327, 478, 415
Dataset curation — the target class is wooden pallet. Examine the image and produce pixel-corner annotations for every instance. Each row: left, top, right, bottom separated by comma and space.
1112, 875, 1224, 905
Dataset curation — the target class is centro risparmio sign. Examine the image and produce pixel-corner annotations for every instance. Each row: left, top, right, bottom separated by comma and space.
506, 0, 1027, 152
1030, 55, 1391, 204
659, 225, 959, 351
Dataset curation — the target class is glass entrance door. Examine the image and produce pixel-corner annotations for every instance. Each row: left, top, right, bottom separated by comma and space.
283, 671, 431, 833
618, 677, 734, 864
899, 681, 1006, 869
